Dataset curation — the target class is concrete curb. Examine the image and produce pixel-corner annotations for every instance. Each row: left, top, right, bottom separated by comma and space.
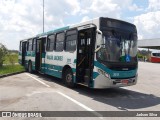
0, 71, 26, 78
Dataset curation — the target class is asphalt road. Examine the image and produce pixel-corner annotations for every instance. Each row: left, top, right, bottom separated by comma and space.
0, 62, 160, 120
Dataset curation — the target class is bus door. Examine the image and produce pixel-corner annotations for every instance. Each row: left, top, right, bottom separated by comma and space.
35, 38, 46, 72
76, 27, 96, 86
22, 41, 27, 65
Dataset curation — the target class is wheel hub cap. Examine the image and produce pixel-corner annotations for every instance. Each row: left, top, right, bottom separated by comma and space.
66, 74, 72, 82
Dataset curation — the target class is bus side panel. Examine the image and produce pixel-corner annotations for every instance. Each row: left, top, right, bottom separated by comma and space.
25, 51, 36, 70
44, 52, 61, 78
44, 51, 76, 79
41, 53, 46, 73
32, 51, 36, 71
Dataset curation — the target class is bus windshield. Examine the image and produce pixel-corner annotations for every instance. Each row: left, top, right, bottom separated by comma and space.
97, 30, 137, 62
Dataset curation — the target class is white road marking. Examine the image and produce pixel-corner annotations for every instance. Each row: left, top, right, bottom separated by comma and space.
26, 73, 103, 119
57, 91, 103, 119
25, 73, 51, 88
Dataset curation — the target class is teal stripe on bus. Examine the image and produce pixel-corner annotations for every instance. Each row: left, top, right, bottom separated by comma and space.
25, 52, 45, 58
44, 68, 62, 78
42, 53, 46, 58
93, 72, 99, 79
26, 51, 36, 57
43, 64, 63, 71
41, 63, 76, 80
32, 61, 35, 70
37, 26, 70, 37
94, 61, 137, 79
74, 59, 76, 64
19, 52, 22, 55
41, 63, 76, 72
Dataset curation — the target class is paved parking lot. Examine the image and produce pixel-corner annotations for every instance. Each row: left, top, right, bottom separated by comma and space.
0, 62, 160, 120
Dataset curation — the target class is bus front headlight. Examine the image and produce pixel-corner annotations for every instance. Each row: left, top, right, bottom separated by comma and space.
104, 73, 110, 78
98, 69, 110, 78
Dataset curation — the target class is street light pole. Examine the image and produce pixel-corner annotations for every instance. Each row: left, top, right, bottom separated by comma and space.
43, 0, 44, 33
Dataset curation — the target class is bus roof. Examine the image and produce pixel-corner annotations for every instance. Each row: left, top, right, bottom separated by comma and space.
36, 26, 70, 37
35, 17, 136, 38
20, 35, 37, 42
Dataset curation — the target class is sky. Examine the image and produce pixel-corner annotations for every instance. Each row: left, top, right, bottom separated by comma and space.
0, 0, 160, 50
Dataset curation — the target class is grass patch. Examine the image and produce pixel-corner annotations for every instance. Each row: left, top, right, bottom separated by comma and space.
0, 64, 25, 76
3, 54, 18, 65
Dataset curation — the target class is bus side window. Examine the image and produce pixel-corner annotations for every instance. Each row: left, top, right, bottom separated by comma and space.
65, 29, 77, 52
27, 39, 33, 51
26, 43, 28, 51
55, 32, 65, 51
33, 39, 36, 51
42, 38, 46, 52
47, 34, 55, 51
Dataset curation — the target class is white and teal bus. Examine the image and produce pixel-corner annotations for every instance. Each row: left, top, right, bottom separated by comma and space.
19, 17, 138, 88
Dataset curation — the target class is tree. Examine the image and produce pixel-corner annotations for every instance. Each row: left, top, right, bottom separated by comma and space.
0, 43, 8, 67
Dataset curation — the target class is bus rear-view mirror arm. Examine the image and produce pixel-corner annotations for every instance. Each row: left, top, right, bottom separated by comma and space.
95, 45, 102, 53
96, 29, 102, 34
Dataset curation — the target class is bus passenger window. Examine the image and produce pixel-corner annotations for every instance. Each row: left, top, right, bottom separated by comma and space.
66, 34, 77, 51
28, 39, 33, 51
47, 34, 55, 51
33, 39, 36, 51
55, 32, 64, 51
65, 29, 77, 52
42, 38, 46, 52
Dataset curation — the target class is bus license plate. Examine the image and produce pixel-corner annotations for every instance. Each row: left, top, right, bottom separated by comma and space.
121, 80, 129, 84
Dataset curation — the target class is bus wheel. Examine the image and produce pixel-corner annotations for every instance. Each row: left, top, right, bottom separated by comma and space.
28, 62, 32, 73
64, 68, 75, 88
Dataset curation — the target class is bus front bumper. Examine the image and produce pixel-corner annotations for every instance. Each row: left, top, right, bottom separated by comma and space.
93, 74, 138, 88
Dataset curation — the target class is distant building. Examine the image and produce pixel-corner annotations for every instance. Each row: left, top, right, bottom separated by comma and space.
138, 38, 160, 62
138, 38, 160, 49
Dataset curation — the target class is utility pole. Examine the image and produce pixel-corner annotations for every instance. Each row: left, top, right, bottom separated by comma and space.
43, 0, 44, 33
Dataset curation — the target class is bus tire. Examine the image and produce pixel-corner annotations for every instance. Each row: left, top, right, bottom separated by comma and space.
64, 68, 75, 88
28, 61, 33, 73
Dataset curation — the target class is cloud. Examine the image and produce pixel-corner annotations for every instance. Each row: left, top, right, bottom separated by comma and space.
0, 0, 80, 50
81, 16, 90, 22
134, 11, 160, 39
132, 0, 160, 40
148, 0, 160, 11
45, 0, 80, 17
79, 0, 133, 19
91, 1, 121, 18
129, 4, 143, 11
